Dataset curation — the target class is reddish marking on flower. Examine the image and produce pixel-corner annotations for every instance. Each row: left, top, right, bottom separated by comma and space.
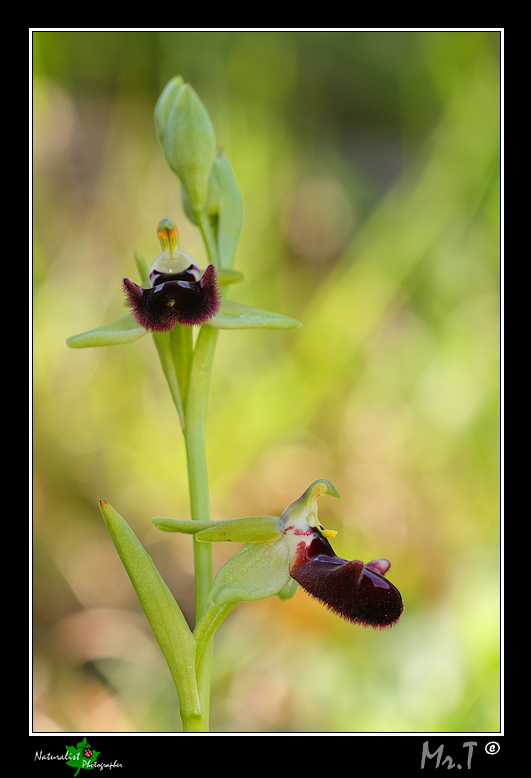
283, 525, 309, 536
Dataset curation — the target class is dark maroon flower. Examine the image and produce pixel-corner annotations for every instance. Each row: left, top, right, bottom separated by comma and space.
123, 264, 220, 332
196, 480, 403, 627
289, 527, 403, 628
282, 480, 403, 628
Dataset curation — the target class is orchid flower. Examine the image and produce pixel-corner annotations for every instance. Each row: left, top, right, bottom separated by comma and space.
154, 480, 403, 628
123, 219, 220, 331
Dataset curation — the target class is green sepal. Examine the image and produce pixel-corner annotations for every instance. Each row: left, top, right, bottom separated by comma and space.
155, 78, 216, 215
99, 500, 200, 717
217, 269, 244, 286
152, 517, 216, 534
208, 538, 291, 607
196, 516, 282, 543
182, 149, 243, 270
65, 314, 147, 348
210, 299, 302, 330
276, 578, 299, 600
152, 515, 281, 544
209, 150, 243, 270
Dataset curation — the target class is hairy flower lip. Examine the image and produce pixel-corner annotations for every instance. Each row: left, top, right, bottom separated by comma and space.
123, 264, 220, 331
287, 525, 403, 628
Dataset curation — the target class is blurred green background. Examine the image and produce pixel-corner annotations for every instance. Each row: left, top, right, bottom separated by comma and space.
33, 30, 500, 733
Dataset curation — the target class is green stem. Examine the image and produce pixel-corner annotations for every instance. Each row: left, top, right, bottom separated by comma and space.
184, 325, 218, 616
180, 323, 219, 731
194, 603, 236, 667
166, 209, 221, 732
169, 323, 193, 403
197, 210, 220, 268
152, 331, 185, 429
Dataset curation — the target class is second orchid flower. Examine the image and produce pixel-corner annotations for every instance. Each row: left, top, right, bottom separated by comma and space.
154, 480, 403, 628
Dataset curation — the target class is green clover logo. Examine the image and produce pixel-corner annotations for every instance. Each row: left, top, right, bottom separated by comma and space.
65, 737, 100, 776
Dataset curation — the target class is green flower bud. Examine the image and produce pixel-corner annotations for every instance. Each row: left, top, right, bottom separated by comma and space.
155, 77, 216, 216
154, 75, 184, 133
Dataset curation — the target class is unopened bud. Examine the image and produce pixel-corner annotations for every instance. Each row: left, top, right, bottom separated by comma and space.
155, 77, 216, 216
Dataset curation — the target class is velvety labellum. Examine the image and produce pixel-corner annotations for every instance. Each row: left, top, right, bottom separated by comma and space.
290, 530, 403, 628
123, 264, 220, 332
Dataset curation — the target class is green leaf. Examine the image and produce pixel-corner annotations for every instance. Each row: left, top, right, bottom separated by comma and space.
209, 299, 302, 330
65, 314, 147, 348
99, 500, 200, 718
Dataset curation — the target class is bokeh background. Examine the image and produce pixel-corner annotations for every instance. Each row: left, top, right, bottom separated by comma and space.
33, 30, 501, 733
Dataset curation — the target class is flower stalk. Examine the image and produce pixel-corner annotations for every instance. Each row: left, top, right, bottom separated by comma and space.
66, 75, 402, 734
183, 326, 217, 730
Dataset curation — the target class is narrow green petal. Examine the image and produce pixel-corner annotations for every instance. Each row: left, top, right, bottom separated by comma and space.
66, 314, 147, 348
209, 299, 302, 330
